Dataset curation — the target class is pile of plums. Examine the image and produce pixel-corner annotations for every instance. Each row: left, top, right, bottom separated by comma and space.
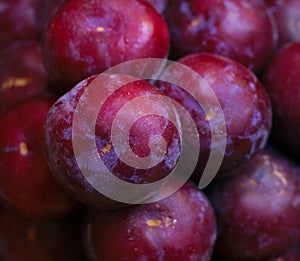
0, 0, 300, 260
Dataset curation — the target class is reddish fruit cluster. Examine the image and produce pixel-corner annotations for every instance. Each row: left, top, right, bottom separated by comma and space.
0, 0, 300, 260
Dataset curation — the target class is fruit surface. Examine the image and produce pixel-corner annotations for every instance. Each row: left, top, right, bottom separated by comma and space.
209, 149, 300, 260
263, 41, 300, 159
84, 182, 217, 261
165, 0, 277, 73
44, 74, 181, 208
42, 0, 170, 91
157, 53, 272, 178
0, 41, 50, 114
0, 97, 81, 220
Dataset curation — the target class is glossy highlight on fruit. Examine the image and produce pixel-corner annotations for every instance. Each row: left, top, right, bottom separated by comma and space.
157, 53, 272, 178
44, 74, 181, 209
84, 182, 217, 261
209, 149, 300, 260
0, 41, 50, 114
42, 0, 170, 92
0, 97, 81, 221
264, 0, 300, 48
165, 0, 277, 73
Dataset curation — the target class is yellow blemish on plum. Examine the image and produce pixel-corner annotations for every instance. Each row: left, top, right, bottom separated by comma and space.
96, 26, 105, 32
273, 169, 287, 186
19, 142, 28, 156
1, 77, 28, 90
205, 109, 216, 121
146, 219, 162, 227
101, 143, 112, 154
190, 18, 201, 28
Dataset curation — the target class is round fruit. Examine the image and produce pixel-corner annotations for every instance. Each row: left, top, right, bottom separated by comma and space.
84, 182, 217, 261
264, 0, 300, 48
0, 97, 81, 220
44, 74, 181, 208
0, 41, 50, 114
157, 53, 272, 178
42, 0, 170, 92
165, 0, 277, 73
209, 149, 300, 260
263, 41, 300, 159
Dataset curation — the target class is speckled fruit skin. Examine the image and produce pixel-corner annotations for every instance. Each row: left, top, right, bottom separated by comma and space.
158, 53, 272, 179
165, 0, 277, 73
0, 97, 81, 221
44, 74, 181, 209
264, 0, 300, 48
263, 42, 300, 159
0, 41, 50, 114
42, 0, 170, 92
209, 149, 300, 261
83, 182, 217, 261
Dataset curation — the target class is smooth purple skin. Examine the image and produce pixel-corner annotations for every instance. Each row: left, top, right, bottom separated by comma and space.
158, 53, 272, 179
0, 0, 64, 51
83, 182, 217, 261
0, 41, 50, 114
144, 0, 168, 14
264, 0, 300, 48
0, 97, 81, 221
44, 74, 181, 209
209, 149, 300, 261
42, 0, 170, 92
263, 42, 300, 160
0, 208, 85, 261
165, 0, 277, 73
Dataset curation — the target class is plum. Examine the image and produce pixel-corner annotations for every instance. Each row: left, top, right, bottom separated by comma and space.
44, 74, 181, 208
83, 182, 216, 261
209, 149, 300, 260
164, 0, 277, 73
263, 41, 300, 160
0, 41, 50, 114
42, 0, 170, 92
157, 53, 272, 179
264, 0, 300, 48
0, 97, 81, 220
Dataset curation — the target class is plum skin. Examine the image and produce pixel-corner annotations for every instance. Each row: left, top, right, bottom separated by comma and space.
209, 149, 300, 260
157, 53, 272, 179
0, 97, 81, 221
44, 74, 181, 209
165, 0, 277, 73
263, 41, 300, 159
0, 41, 50, 114
42, 0, 170, 91
83, 182, 217, 261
